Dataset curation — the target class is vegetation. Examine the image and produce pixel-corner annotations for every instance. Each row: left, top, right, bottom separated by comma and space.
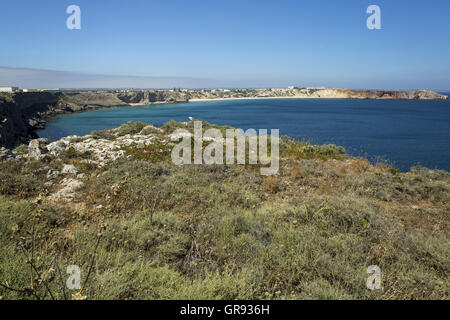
0, 121, 448, 300
117, 121, 147, 136
12, 144, 28, 156
90, 130, 116, 141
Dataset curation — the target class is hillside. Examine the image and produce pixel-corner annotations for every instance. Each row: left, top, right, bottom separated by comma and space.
0, 120, 448, 300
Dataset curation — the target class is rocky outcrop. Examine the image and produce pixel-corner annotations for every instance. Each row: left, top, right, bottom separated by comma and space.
28, 138, 49, 160
61, 164, 79, 175
0, 95, 38, 148
45, 131, 157, 166
327, 89, 448, 100
48, 177, 84, 201
1, 125, 166, 200
117, 91, 189, 104
0, 90, 195, 148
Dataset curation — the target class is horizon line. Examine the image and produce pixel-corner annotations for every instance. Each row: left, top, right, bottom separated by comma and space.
0, 66, 448, 92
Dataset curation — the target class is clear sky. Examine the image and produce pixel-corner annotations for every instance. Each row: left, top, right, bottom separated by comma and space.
0, 0, 449, 89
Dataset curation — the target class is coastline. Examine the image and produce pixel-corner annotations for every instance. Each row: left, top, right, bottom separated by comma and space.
188, 96, 313, 102
1, 88, 448, 149
35, 99, 450, 172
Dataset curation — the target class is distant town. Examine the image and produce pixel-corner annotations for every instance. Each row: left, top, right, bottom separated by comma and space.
0, 85, 328, 94
0, 86, 61, 93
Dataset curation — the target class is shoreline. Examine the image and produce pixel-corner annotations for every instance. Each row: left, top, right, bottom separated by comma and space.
1, 89, 447, 149
188, 96, 313, 102
32, 119, 450, 174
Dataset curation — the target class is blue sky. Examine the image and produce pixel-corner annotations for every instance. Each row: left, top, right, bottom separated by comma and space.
0, 0, 449, 89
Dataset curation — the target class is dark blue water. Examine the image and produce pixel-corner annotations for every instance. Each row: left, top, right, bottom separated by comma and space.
38, 97, 450, 171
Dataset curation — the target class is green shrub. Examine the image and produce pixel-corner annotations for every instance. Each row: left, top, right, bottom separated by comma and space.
280, 136, 348, 161
91, 129, 116, 140
117, 121, 147, 136
161, 120, 186, 134
140, 125, 162, 135
62, 147, 87, 160
0, 162, 45, 198
121, 140, 172, 163
12, 144, 28, 156
69, 136, 85, 143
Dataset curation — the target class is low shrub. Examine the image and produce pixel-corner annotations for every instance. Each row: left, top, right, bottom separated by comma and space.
91, 129, 116, 140
0, 162, 45, 198
117, 121, 147, 136
12, 144, 28, 156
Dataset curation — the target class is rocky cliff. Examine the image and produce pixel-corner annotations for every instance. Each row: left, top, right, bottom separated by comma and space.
0, 89, 447, 149
188, 88, 448, 100
0, 91, 189, 149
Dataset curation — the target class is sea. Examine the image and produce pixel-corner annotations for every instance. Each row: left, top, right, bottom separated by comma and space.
38, 96, 450, 172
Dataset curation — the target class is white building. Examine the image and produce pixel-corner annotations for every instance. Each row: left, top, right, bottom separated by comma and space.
307, 86, 326, 90
0, 86, 19, 93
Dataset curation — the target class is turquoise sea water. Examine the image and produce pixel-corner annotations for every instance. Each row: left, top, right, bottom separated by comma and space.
38, 97, 450, 172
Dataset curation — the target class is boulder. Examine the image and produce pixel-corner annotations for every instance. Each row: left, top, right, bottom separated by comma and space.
28, 139, 48, 160
47, 140, 69, 156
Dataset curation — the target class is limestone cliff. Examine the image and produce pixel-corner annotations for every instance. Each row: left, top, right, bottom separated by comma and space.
188, 88, 448, 100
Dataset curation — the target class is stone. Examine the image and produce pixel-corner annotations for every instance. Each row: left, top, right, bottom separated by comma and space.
47, 169, 61, 180
171, 131, 192, 141
28, 139, 48, 160
47, 140, 68, 155
38, 138, 49, 145
48, 178, 83, 200
62, 164, 79, 175
77, 173, 85, 179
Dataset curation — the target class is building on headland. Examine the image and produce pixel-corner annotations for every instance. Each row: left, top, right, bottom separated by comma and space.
0, 86, 19, 93
287, 86, 296, 90
307, 86, 326, 90
39, 88, 61, 93
0, 87, 62, 93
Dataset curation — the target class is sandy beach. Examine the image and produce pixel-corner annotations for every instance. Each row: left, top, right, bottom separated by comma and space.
188, 96, 312, 102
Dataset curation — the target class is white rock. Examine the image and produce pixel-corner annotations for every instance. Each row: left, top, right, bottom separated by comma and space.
47, 140, 68, 156
49, 178, 83, 200
62, 164, 79, 174
47, 169, 61, 179
28, 139, 47, 160
170, 131, 192, 141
